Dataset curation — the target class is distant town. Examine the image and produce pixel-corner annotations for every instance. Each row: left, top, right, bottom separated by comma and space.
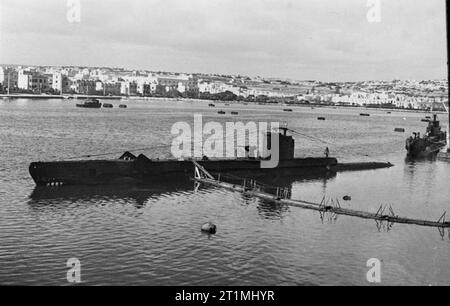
0, 65, 448, 111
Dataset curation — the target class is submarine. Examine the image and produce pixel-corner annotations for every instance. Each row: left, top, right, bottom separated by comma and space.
29, 128, 393, 186
406, 114, 447, 158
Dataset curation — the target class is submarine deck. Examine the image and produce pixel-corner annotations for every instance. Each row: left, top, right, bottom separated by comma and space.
29, 156, 393, 186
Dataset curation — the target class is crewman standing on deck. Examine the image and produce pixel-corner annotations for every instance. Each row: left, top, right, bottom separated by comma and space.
324, 147, 330, 158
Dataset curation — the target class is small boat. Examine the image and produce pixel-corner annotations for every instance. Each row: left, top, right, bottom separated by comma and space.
225, 103, 230, 106
76, 99, 102, 108
387, 111, 392, 114
103, 103, 114, 108
283, 109, 293, 112
119, 104, 127, 109
360, 113, 370, 117
208, 103, 216, 107
317, 117, 326, 121
218, 111, 226, 115
394, 128, 405, 133
421, 118, 430, 123
231, 111, 239, 115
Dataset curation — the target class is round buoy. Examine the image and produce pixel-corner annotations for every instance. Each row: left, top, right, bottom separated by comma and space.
201, 222, 217, 234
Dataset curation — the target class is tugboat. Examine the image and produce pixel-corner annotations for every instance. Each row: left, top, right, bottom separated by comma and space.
406, 114, 447, 158
76, 98, 102, 108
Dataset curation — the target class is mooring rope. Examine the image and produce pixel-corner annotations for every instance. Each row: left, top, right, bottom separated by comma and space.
63, 144, 172, 160
286, 127, 391, 163
58, 129, 263, 161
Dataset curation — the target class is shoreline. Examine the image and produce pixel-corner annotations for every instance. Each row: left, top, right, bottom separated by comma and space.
1, 93, 446, 114
0, 94, 122, 100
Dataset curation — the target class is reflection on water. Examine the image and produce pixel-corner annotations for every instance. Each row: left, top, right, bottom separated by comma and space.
28, 181, 197, 208
28, 171, 334, 217
1, 99, 450, 285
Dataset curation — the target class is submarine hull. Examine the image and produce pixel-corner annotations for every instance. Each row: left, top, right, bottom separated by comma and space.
29, 157, 338, 186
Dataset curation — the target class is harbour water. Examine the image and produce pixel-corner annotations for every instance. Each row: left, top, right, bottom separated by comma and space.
0, 98, 449, 285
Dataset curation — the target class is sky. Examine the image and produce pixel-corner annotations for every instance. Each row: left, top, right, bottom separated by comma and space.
0, 0, 447, 81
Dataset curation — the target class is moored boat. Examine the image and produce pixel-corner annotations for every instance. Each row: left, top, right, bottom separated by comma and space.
406, 114, 447, 158
76, 98, 102, 108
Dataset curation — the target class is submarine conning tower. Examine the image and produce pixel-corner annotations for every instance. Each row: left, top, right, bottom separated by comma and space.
266, 127, 295, 160
427, 114, 443, 136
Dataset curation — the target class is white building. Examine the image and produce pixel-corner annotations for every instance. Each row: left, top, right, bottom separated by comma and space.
17, 69, 50, 92
52, 73, 69, 93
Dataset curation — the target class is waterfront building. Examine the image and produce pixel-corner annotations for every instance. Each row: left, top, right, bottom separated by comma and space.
51, 73, 70, 94
120, 81, 138, 96
157, 75, 191, 93
103, 81, 121, 96
77, 80, 98, 95
17, 69, 50, 92
0, 67, 18, 91
128, 76, 158, 95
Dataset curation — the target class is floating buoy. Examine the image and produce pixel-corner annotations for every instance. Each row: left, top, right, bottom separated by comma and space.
343, 195, 352, 201
394, 128, 405, 133
201, 222, 217, 234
